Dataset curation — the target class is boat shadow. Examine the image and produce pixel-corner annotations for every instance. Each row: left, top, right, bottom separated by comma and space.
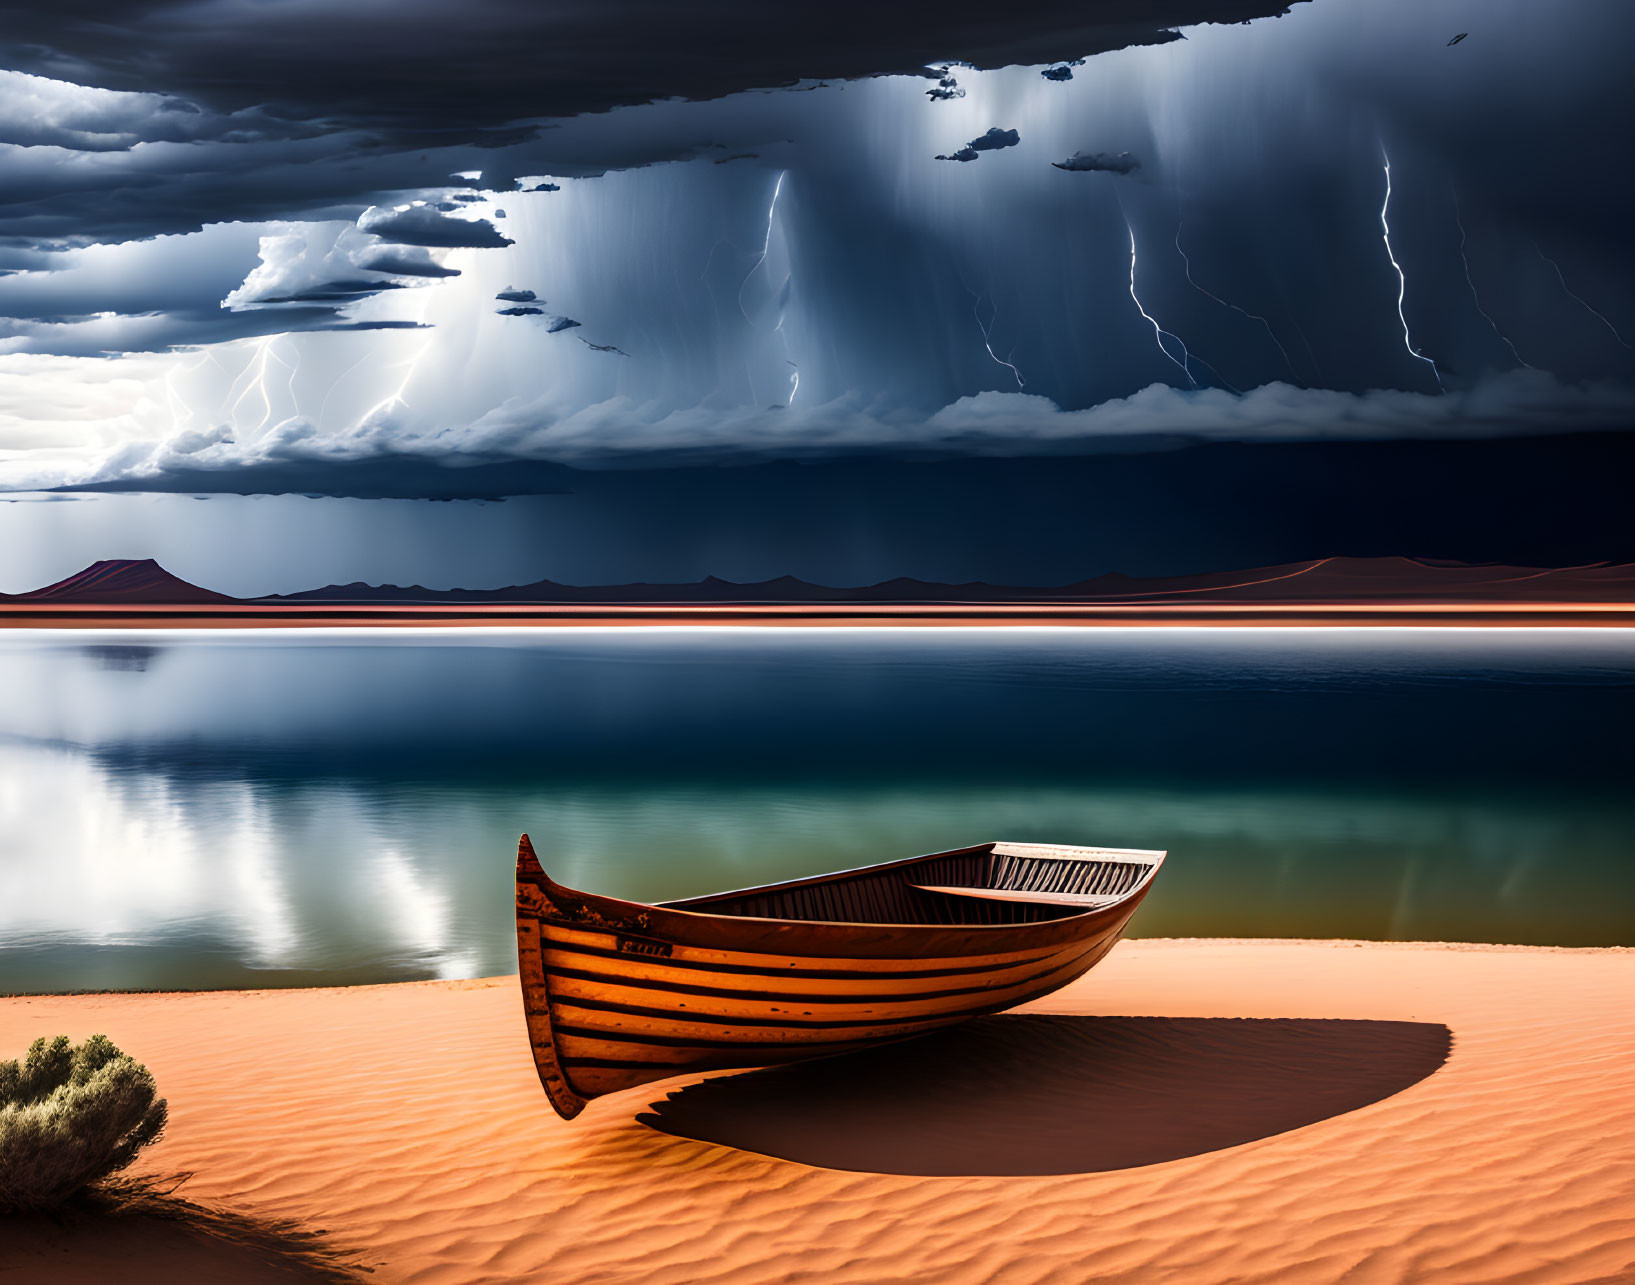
638, 1014, 1452, 1176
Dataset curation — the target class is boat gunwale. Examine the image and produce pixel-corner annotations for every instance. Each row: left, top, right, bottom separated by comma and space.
658, 839, 1167, 917
520, 839, 1167, 945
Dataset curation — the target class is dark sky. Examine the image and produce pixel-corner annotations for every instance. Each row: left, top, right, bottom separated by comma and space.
4, 431, 1631, 595
0, 0, 1631, 585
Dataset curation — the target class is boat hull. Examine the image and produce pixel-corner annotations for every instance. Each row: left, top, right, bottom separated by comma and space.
515, 837, 1160, 1119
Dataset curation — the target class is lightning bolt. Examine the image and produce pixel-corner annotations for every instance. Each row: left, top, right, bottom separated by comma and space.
1379, 148, 1442, 388
699, 237, 736, 284
225, 336, 307, 433
271, 340, 301, 416
969, 291, 1025, 389
224, 338, 278, 433
1290, 324, 1323, 382
1125, 222, 1196, 388
735, 170, 802, 407
1534, 242, 1634, 352
1452, 193, 1533, 370
315, 346, 381, 431
162, 350, 214, 433
1174, 220, 1299, 383
738, 170, 786, 324
360, 337, 431, 425
774, 273, 799, 406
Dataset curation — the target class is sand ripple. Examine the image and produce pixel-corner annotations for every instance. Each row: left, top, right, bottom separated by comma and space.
2, 942, 1630, 1283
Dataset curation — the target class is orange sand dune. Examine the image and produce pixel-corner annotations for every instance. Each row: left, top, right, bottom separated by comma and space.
3, 940, 1632, 1283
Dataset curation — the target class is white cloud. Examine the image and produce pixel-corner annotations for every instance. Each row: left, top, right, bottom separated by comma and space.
224, 224, 379, 307
381, 370, 1635, 467
0, 70, 211, 152
3, 365, 1630, 493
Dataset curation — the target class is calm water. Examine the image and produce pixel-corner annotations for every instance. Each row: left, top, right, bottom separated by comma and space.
1, 629, 1631, 993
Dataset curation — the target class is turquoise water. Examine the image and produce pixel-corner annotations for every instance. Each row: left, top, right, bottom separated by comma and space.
1, 629, 1631, 992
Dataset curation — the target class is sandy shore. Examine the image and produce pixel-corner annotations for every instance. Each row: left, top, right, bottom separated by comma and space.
3, 940, 1632, 1283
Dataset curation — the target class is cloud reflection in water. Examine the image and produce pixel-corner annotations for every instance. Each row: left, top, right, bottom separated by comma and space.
0, 629, 1631, 991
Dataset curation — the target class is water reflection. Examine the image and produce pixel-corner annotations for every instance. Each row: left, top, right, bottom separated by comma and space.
0, 630, 1631, 992
79, 644, 163, 672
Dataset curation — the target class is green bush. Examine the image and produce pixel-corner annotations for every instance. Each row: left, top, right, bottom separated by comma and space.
0, 1034, 168, 1212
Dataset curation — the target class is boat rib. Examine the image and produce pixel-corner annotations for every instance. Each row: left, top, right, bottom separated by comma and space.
515, 833, 1165, 1118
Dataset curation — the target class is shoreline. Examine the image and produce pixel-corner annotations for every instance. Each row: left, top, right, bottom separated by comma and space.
4, 938, 1631, 1283
3, 937, 1628, 1001
3, 602, 1635, 629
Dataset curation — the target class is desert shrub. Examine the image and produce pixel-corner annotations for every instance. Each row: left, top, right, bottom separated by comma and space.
0, 1033, 168, 1212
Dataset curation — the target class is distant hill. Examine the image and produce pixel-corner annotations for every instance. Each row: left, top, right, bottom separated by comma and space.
4, 556, 1632, 606
258, 558, 1635, 606
6, 558, 237, 604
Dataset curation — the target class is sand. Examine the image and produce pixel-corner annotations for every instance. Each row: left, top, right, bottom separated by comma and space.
3, 940, 1632, 1284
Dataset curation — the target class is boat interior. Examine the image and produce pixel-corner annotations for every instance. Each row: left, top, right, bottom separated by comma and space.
661, 843, 1164, 926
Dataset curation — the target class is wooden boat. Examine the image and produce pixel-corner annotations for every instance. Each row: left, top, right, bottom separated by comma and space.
515, 834, 1166, 1118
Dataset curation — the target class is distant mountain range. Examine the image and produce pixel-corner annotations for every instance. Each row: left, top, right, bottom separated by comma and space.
5, 557, 1633, 606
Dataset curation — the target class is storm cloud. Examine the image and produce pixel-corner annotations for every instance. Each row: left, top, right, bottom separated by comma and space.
355, 248, 461, 278
1053, 149, 1140, 173
0, 1, 1297, 138
11, 370, 1632, 496
356, 205, 514, 249
0, 0, 1632, 504
0, 0, 1304, 252
937, 127, 1022, 161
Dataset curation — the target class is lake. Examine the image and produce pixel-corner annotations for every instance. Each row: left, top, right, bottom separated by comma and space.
1, 628, 1631, 993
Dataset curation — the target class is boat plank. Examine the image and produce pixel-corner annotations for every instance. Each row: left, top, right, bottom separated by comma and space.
537, 937, 1062, 984
542, 940, 1112, 1025
555, 1024, 963, 1060
547, 947, 1115, 1042
537, 946, 1097, 1008
535, 920, 1078, 971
